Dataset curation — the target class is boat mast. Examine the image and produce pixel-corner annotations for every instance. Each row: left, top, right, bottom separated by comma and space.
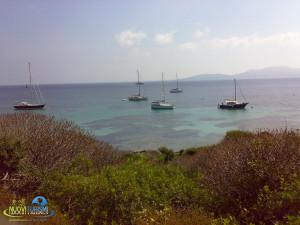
234, 79, 237, 101
28, 62, 32, 87
137, 70, 141, 96
162, 72, 165, 101
176, 73, 179, 89
28, 62, 34, 102
28, 62, 43, 104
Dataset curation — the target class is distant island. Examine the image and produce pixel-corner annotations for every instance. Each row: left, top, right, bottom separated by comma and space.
183, 66, 300, 81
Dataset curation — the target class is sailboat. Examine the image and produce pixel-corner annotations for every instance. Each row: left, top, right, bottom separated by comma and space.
218, 79, 248, 109
128, 70, 148, 101
170, 73, 183, 93
14, 63, 46, 110
151, 73, 175, 110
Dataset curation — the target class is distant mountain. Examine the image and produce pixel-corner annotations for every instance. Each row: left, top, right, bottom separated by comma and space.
183, 74, 230, 81
184, 67, 300, 81
237, 67, 300, 79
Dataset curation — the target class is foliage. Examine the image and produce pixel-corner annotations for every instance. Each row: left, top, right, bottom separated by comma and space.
182, 129, 300, 224
184, 147, 198, 155
222, 130, 254, 142
1, 113, 300, 225
158, 147, 175, 163
249, 178, 300, 224
0, 112, 123, 193
135, 208, 216, 225
41, 159, 204, 225
0, 187, 15, 209
0, 137, 23, 178
284, 214, 300, 225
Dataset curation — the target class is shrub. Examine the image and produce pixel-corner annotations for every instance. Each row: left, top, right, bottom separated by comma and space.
284, 214, 300, 225
0, 186, 15, 209
173, 146, 213, 178
0, 137, 23, 179
248, 178, 300, 224
177, 149, 184, 155
184, 148, 198, 156
195, 129, 300, 224
0, 112, 123, 193
2, 112, 300, 225
158, 147, 175, 163
41, 159, 205, 225
135, 208, 216, 225
222, 130, 254, 142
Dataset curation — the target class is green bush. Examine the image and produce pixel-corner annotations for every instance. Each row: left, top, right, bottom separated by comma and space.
41, 159, 205, 225
158, 147, 175, 163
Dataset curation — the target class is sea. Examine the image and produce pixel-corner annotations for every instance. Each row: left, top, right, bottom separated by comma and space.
1, 78, 300, 151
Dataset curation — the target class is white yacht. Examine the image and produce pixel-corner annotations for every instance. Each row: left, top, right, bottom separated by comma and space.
151, 73, 175, 110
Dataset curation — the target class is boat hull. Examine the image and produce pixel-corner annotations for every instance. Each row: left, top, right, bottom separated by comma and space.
128, 96, 148, 101
170, 88, 183, 93
151, 105, 174, 109
218, 102, 248, 109
14, 104, 45, 110
151, 102, 174, 110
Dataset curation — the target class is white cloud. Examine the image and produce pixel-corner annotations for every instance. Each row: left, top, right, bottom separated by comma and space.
204, 27, 211, 33
195, 30, 204, 38
154, 32, 174, 45
178, 42, 198, 50
194, 27, 210, 38
116, 29, 147, 48
212, 32, 300, 48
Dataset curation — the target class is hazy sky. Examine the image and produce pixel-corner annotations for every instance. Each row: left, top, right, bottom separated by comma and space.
1, 0, 300, 84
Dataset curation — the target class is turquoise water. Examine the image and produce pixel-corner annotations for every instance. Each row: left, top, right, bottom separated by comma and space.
1, 79, 300, 150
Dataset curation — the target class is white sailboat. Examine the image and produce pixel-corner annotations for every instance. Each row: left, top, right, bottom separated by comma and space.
14, 63, 45, 110
151, 73, 175, 110
170, 73, 183, 93
128, 70, 148, 101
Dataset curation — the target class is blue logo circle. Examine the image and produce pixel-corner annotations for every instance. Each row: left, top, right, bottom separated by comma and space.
32, 196, 48, 207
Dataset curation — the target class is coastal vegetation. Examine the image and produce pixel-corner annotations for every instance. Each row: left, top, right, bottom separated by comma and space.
1, 113, 300, 225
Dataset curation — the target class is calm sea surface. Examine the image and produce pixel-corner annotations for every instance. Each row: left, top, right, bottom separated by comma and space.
1, 78, 300, 150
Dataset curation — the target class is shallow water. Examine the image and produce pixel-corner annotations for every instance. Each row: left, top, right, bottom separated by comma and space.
1, 78, 300, 150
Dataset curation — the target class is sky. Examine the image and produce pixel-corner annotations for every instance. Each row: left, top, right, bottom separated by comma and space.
1, 0, 300, 84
